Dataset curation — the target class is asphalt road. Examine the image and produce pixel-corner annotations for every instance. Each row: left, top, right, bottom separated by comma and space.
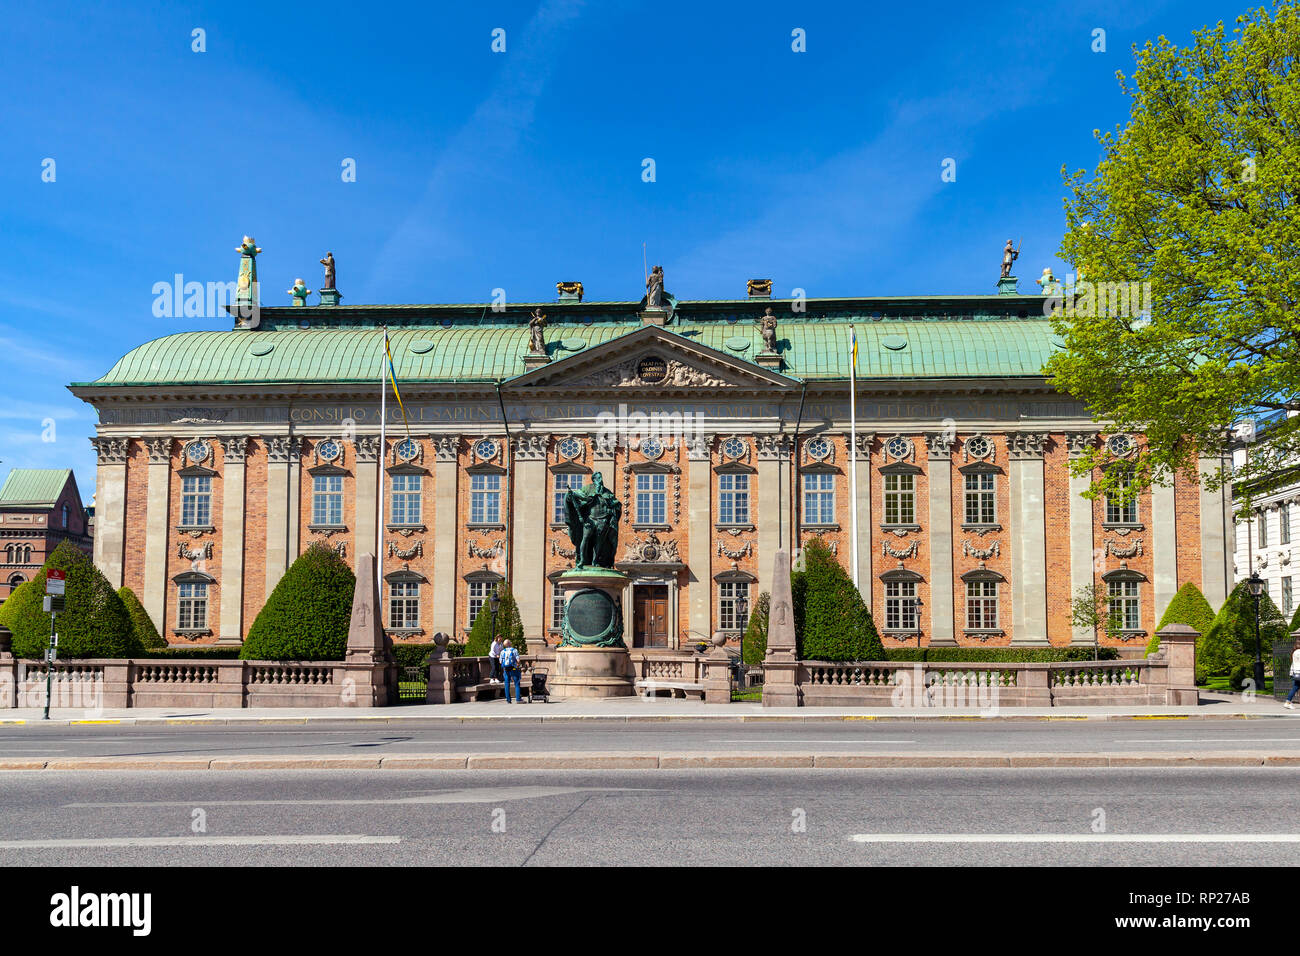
2, 718, 1300, 759
0, 768, 1296, 866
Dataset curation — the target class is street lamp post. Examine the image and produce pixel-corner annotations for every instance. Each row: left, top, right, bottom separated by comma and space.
1248, 573, 1267, 691
735, 592, 749, 690
489, 590, 501, 681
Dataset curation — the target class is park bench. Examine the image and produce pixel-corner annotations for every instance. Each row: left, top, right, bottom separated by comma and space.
634, 679, 706, 700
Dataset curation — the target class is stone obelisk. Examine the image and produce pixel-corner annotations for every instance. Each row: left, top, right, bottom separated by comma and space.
761, 549, 799, 707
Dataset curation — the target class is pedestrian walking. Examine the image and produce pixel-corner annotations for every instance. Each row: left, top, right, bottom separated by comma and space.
501, 639, 521, 704
1285, 652, 1300, 709
489, 634, 503, 683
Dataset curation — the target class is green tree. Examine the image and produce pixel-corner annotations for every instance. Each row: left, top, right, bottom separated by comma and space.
794, 538, 884, 662
1069, 583, 1121, 660
239, 542, 355, 660
117, 586, 168, 650
1046, 3, 1300, 504
1197, 579, 1288, 683
1147, 581, 1216, 655
1289, 599, 1300, 634
741, 591, 770, 666
0, 541, 139, 659
465, 582, 526, 656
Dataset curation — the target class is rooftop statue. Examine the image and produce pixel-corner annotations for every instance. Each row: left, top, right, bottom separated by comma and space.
320, 252, 336, 290
528, 308, 548, 354
563, 472, 622, 570
760, 307, 778, 352
646, 264, 665, 308
1000, 238, 1020, 279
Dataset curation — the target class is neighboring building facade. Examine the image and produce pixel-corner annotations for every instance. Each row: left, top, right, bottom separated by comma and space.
70, 275, 1234, 650
1231, 411, 1300, 620
0, 469, 93, 600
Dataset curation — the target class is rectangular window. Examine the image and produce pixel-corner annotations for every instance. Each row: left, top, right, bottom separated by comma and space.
389, 581, 420, 629
885, 581, 918, 631
719, 473, 750, 525
1105, 474, 1138, 524
553, 472, 585, 524
551, 581, 566, 630
884, 473, 915, 526
719, 580, 749, 631
1285, 577, 1294, 616
636, 473, 667, 524
803, 473, 835, 525
312, 474, 343, 526
177, 582, 208, 629
1259, 512, 1269, 548
966, 580, 998, 630
964, 472, 996, 525
180, 475, 212, 527
1282, 504, 1292, 545
470, 473, 501, 524
1108, 580, 1140, 631
390, 474, 422, 525
467, 580, 492, 628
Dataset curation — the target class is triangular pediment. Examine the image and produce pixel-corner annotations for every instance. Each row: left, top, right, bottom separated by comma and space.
504, 326, 798, 392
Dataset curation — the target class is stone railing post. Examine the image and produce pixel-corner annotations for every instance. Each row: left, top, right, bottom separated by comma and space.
1155, 623, 1199, 706
703, 632, 732, 704
1021, 662, 1051, 707
426, 633, 456, 704
100, 660, 131, 708
0, 626, 14, 708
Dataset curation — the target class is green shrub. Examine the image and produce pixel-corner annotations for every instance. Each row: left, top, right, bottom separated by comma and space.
1290, 600, 1300, 634
0, 541, 139, 659
795, 539, 884, 662
117, 586, 167, 650
1147, 581, 1215, 655
1228, 664, 1252, 692
1196, 580, 1288, 683
742, 591, 770, 666
138, 647, 241, 659
239, 543, 356, 661
391, 643, 437, 668
465, 582, 525, 656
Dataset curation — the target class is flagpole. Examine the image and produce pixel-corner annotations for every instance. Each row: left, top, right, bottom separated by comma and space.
849, 324, 859, 591
378, 327, 387, 593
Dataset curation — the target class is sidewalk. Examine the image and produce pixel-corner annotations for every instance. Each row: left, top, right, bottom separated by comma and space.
0, 690, 1290, 725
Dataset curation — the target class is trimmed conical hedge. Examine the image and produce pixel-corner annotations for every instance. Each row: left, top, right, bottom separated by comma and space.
0, 541, 138, 659
465, 581, 526, 655
1290, 600, 1300, 634
239, 543, 356, 660
794, 538, 884, 661
1147, 581, 1216, 656
118, 586, 168, 650
1197, 580, 1288, 684
742, 591, 770, 666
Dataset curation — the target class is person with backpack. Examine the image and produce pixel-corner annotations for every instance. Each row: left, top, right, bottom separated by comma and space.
500, 639, 521, 703
488, 634, 504, 683
1285, 652, 1300, 709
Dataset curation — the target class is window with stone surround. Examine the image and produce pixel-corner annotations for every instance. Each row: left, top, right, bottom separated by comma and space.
884, 473, 915, 525
1259, 511, 1269, 547
964, 472, 996, 525
312, 474, 344, 526
1284, 576, 1294, 616
470, 473, 501, 524
1108, 579, 1140, 630
1282, 503, 1292, 545
177, 581, 208, 630
719, 473, 750, 524
389, 580, 420, 629
180, 475, 212, 527
885, 580, 918, 631
803, 473, 834, 524
1105, 473, 1138, 524
966, 580, 998, 629
719, 580, 749, 631
390, 473, 422, 525
551, 581, 566, 630
636, 473, 667, 524
467, 580, 492, 629
553, 472, 584, 523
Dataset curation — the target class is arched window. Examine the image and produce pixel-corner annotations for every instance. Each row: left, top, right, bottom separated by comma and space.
7, 573, 24, 590
61, 504, 70, 528
22, 545, 32, 564
3, 545, 13, 564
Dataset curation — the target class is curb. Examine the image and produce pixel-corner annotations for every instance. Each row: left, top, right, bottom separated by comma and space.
3, 752, 1299, 771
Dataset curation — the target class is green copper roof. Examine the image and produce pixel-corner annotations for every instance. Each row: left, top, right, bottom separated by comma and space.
0, 469, 73, 508
76, 297, 1062, 388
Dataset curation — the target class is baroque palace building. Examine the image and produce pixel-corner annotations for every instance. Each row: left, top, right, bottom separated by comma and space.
70, 265, 1234, 652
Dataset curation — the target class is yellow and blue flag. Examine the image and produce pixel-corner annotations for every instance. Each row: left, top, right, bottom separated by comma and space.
384, 329, 411, 437
850, 325, 858, 373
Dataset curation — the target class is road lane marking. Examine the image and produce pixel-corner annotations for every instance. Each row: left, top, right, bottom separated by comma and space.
708, 739, 914, 744
0, 835, 399, 849
1116, 738, 1300, 743
65, 786, 650, 808
848, 833, 1297, 843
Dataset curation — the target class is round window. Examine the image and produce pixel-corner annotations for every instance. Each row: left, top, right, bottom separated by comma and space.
475, 439, 499, 460
722, 437, 747, 460
1107, 434, 1135, 457
641, 438, 664, 460
886, 436, 911, 460
806, 437, 830, 460
557, 437, 582, 460
317, 439, 341, 462
965, 435, 991, 459
186, 441, 210, 462
395, 438, 419, 461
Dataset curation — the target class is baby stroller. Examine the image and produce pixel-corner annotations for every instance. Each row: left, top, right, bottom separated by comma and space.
528, 668, 550, 703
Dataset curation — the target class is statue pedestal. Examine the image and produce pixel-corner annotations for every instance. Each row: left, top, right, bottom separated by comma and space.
754, 351, 782, 370
522, 351, 550, 370
997, 275, 1019, 295
319, 287, 342, 306
551, 569, 634, 699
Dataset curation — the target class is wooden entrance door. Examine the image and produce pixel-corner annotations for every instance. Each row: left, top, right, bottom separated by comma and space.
633, 586, 670, 648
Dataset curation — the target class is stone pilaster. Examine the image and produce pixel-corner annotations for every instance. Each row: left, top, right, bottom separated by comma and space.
353, 435, 380, 576
431, 436, 459, 636
90, 437, 129, 589
924, 431, 956, 645
218, 436, 248, 644
511, 434, 549, 641
1199, 455, 1230, 610
755, 434, 791, 598
264, 435, 296, 597
1009, 431, 1050, 645
141, 437, 173, 632
852, 433, 874, 604
686, 436, 713, 641
1065, 431, 1098, 645
1151, 473, 1178, 625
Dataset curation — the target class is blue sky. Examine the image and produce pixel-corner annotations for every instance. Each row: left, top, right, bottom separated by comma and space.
0, 0, 1247, 501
